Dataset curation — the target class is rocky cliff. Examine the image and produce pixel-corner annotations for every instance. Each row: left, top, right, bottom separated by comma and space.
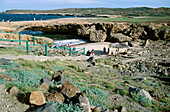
0, 18, 169, 42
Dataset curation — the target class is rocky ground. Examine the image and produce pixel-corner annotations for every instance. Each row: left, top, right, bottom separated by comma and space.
0, 39, 169, 112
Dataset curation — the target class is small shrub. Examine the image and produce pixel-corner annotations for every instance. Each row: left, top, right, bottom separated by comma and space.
47, 100, 82, 112
33, 69, 49, 77
68, 65, 82, 72
145, 80, 158, 86
98, 64, 104, 68
95, 59, 102, 63
0, 78, 7, 84
0, 62, 20, 70
54, 65, 64, 71
130, 93, 152, 107
79, 86, 114, 109
116, 89, 129, 96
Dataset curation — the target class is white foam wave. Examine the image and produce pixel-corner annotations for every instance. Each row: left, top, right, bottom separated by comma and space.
52, 39, 87, 47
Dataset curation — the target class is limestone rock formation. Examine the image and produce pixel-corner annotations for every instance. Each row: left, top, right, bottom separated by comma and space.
0, 20, 169, 43
109, 33, 132, 42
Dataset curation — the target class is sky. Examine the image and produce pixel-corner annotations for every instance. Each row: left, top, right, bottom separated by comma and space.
0, 0, 170, 12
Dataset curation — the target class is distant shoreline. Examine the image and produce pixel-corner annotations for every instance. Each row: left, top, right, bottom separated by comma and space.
2, 7, 170, 17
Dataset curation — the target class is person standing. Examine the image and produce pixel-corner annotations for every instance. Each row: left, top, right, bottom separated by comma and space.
103, 47, 106, 54
68, 44, 70, 47
107, 48, 110, 55
2, 18, 4, 22
91, 49, 95, 56
115, 50, 118, 57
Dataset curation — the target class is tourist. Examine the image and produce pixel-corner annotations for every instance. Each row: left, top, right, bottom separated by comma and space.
107, 48, 110, 55
124, 49, 127, 55
68, 44, 71, 47
115, 50, 118, 57
2, 18, 4, 22
7, 19, 9, 22
91, 49, 95, 56
103, 47, 106, 54
86, 50, 91, 56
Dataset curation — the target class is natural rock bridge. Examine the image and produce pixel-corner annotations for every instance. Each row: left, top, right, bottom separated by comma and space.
0, 18, 169, 42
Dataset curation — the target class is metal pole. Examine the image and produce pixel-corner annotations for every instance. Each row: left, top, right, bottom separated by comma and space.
19, 32, 21, 45
45, 44, 48, 56
33, 37, 35, 46
83, 47, 85, 55
69, 47, 72, 56
26, 41, 29, 54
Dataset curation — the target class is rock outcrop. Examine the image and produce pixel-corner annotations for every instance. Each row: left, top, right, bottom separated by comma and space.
0, 19, 169, 42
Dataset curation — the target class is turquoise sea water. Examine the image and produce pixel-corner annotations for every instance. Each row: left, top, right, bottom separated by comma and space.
0, 14, 75, 22
0, 14, 87, 46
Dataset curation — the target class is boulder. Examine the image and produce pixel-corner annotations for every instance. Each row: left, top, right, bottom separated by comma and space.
121, 106, 127, 112
32, 103, 55, 112
39, 83, 49, 93
30, 91, 46, 106
93, 106, 109, 112
129, 86, 152, 101
0, 58, 11, 65
87, 57, 96, 66
109, 33, 132, 42
114, 109, 118, 112
78, 92, 91, 112
9, 86, 19, 96
45, 92, 65, 103
137, 89, 152, 101
61, 82, 77, 98
52, 70, 67, 83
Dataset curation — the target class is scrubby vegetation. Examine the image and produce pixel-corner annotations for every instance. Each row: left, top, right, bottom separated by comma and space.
89, 16, 170, 24
4, 7, 170, 16
0, 55, 169, 111
0, 41, 170, 112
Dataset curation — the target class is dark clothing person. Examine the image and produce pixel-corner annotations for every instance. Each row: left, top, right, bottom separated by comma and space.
86, 50, 91, 56
107, 48, 110, 55
91, 49, 95, 56
103, 47, 106, 54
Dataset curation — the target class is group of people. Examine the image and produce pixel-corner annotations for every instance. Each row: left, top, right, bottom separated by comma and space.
2, 18, 11, 22
86, 49, 95, 56
86, 47, 128, 57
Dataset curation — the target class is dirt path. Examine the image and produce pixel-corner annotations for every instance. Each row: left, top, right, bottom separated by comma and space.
0, 84, 29, 112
